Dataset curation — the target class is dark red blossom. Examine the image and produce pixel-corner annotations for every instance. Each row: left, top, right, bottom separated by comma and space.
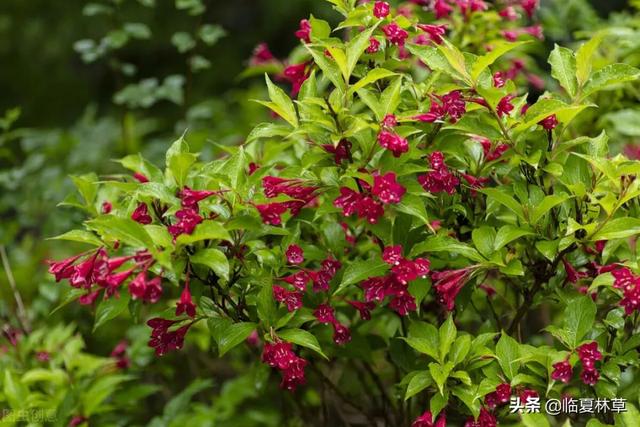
412, 410, 446, 427
519, 388, 539, 402
133, 172, 149, 183
262, 341, 307, 391
110, 340, 130, 369
348, 300, 375, 320
179, 186, 216, 208
129, 272, 163, 303
176, 283, 196, 318
281, 271, 312, 291
373, 172, 406, 204
131, 202, 152, 225
282, 63, 310, 96
332, 321, 352, 345
255, 202, 289, 225
286, 244, 304, 264
250, 43, 275, 65
366, 37, 381, 53
416, 24, 447, 45
431, 267, 474, 311
499, 6, 518, 21
382, 22, 409, 46
102, 201, 112, 214
496, 94, 516, 117
322, 139, 352, 164
273, 285, 303, 311
295, 19, 311, 43
551, 360, 573, 383
147, 318, 192, 357
168, 207, 203, 238
313, 304, 336, 324
415, 91, 465, 124
433, 0, 453, 18
580, 368, 600, 386
373, 1, 390, 18
577, 341, 602, 370
418, 152, 460, 195
521, 0, 538, 17
485, 383, 511, 408
377, 130, 409, 157
47, 254, 82, 282
382, 114, 397, 128
382, 245, 403, 266
464, 408, 496, 427
539, 114, 558, 130
389, 290, 417, 315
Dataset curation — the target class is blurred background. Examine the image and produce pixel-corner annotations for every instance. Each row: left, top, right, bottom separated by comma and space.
0, 0, 638, 424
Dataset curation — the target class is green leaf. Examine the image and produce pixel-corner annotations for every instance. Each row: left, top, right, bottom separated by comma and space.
429, 362, 453, 395
564, 295, 596, 348
277, 328, 327, 358
190, 248, 229, 280
346, 24, 378, 79
493, 226, 533, 251
348, 68, 397, 95
305, 45, 347, 93
439, 316, 457, 364
94, 292, 131, 331
521, 413, 551, 427
175, 220, 231, 245
410, 235, 484, 262
405, 371, 432, 400
451, 335, 471, 366
472, 226, 496, 259
530, 194, 569, 225
471, 41, 528, 82
309, 16, 331, 39
575, 32, 604, 86
548, 44, 578, 98
592, 218, 640, 241
86, 216, 155, 249
165, 136, 197, 188
395, 194, 430, 226
582, 63, 640, 99
257, 282, 277, 328
218, 322, 256, 356
379, 76, 403, 120
260, 74, 298, 128
516, 98, 591, 132
50, 229, 103, 246
496, 332, 520, 380
438, 39, 471, 84
479, 188, 525, 222
3, 371, 28, 410
335, 259, 388, 294
403, 337, 439, 361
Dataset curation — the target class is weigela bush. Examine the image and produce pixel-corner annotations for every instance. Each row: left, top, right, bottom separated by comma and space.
48, 0, 640, 425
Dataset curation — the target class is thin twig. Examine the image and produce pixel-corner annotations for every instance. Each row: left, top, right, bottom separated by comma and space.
0, 245, 30, 332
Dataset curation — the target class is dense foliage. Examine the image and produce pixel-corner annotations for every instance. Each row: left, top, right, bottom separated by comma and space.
3, 0, 640, 426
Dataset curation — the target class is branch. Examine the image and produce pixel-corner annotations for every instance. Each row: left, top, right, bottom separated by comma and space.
0, 245, 30, 332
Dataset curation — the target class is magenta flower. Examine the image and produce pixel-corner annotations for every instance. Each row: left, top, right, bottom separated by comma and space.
131, 202, 152, 225
313, 303, 336, 324
418, 152, 460, 195
377, 130, 409, 157
133, 172, 149, 183
580, 368, 600, 386
250, 42, 275, 66
281, 271, 312, 291
373, 1, 390, 18
388, 290, 417, 315
322, 139, 352, 164
496, 94, 516, 117
551, 360, 573, 383
499, 6, 518, 21
373, 172, 406, 204
539, 114, 558, 130
147, 318, 192, 357
332, 321, 352, 345
521, 0, 538, 17
348, 300, 375, 320
382, 113, 397, 128
295, 19, 311, 43
102, 201, 112, 214
168, 207, 203, 238
366, 37, 381, 53
273, 285, 303, 312
417, 24, 447, 45
577, 341, 602, 369
262, 341, 307, 391
286, 244, 304, 265
382, 245, 403, 266
412, 410, 446, 427
431, 267, 474, 311
433, 0, 453, 19
382, 22, 409, 46
176, 283, 196, 318
255, 202, 289, 225
47, 254, 82, 282
179, 186, 217, 208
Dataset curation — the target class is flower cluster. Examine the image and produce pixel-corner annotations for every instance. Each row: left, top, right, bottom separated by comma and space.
262, 341, 307, 391
47, 248, 158, 305
147, 318, 192, 357
418, 152, 460, 195
484, 383, 511, 409
313, 303, 351, 345
414, 90, 466, 124
359, 245, 430, 316
577, 341, 602, 386
168, 187, 218, 239
256, 176, 318, 225
412, 410, 446, 427
611, 266, 640, 314
334, 172, 406, 223
431, 266, 476, 311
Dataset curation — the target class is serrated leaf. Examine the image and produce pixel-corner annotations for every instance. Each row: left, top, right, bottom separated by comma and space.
348, 68, 397, 95
190, 248, 229, 280
582, 63, 640, 99
496, 332, 520, 380
549, 44, 578, 98
86, 216, 155, 249
564, 295, 596, 348
262, 74, 298, 127
405, 371, 432, 400
94, 292, 131, 331
49, 230, 103, 246
471, 41, 528, 82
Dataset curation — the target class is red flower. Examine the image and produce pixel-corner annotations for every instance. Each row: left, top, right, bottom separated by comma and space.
382, 22, 409, 46
348, 300, 375, 320
373, 1, 390, 18
79, 289, 101, 305
47, 254, 82, 282
519, 388, 539, 402
431, 267, 474, 311
102, 201, 112, 214
110, 340, 130, 369
70, 252, 99, 289
377, 130, 409, 157
382, 245, 403, 266
373, 172, 406, 204
250, 42, 275, 66
69, 416, 88, 427
295, 19, 311, 43
133, 172, 149, 183
176, 283, 196, 318
433, 0, 453, 19
539, 114, 558, 130
313, 303, 336, 324
389, 290, 417, 315
332, 321, 352, 345
551, 360, 573, 383
273, 285, 303, 311
179, 186, 216, 208
129, 271, 163, 303
168, 207, 203, 238
322, 139, 352, 164
281, 271, 312, 291
580, 368, 600, 386
147, 318, 192, 356
577, 341, 602, 368
356, 196, 385, 224
465, 408, 496, 427
382, 113, 398, 128
562, 258, 587, 284
286, 244, 304, 265
366, 37, 381, 53
282, 63, 310, 96
496, 94, 516, 117
416, 24, 447, 45
262, 341, 307, 391
521, 0, 538, 17
412, 410, 446, 427
131, 202, 152, 225
418, 152, 460, 195
255, 202, 289, 225
499, 6, 518, 21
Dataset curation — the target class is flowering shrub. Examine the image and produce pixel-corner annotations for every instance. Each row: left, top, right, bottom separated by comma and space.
46, 0, 640, 425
